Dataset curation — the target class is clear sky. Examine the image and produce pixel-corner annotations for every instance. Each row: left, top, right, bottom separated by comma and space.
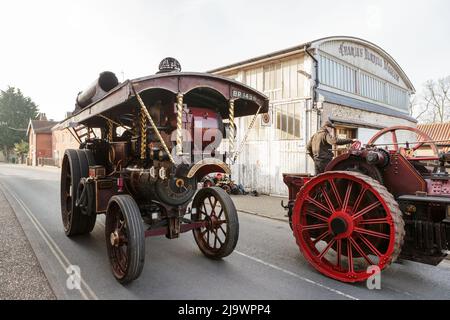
0, 0, 448, 121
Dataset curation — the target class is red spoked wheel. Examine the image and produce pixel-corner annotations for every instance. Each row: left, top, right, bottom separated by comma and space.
292, 171, 404, 283
192, 187, 239, 259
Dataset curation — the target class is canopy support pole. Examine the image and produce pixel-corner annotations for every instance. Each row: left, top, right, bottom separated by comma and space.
176, 93, 184, 156
233, 105, 262, 163
228, 99, 236, 156
132, 85, 175, 164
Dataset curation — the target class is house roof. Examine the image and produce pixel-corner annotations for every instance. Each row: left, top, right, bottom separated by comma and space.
27, 119, 58, 136
417, 122, 450, 152
208, 35, 415, 93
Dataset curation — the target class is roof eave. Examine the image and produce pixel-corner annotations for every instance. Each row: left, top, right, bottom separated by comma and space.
208, 43, 310, 74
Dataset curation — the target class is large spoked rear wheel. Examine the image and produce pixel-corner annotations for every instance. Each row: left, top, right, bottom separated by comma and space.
192, 187, 239, 259
292, 171, 404, 283
105, 195, 145, 284
60, 149, 97, 236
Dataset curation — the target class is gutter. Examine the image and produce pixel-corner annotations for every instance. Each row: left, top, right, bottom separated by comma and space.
209, 46, 309, 75
305, 45, 319, 105
304, 45, 322, 133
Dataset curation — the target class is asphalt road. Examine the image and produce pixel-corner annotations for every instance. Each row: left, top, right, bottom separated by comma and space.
1, 163, 450, 300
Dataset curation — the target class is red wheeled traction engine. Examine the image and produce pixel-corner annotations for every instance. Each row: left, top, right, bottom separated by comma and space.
57, 58, 269, 284
283, 125, 450, 283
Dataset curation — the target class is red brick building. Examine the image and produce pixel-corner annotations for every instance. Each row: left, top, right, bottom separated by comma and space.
27, 117, 58, 166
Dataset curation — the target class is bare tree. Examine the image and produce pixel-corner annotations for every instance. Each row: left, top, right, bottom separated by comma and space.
419, 76, 450, 123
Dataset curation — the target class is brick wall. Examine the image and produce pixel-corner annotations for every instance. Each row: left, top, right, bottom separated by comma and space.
322, 103, 415, 129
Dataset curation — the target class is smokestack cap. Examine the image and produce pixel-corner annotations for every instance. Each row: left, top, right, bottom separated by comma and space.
157, 57, 181, 74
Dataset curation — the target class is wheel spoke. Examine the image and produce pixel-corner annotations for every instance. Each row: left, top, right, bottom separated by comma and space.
313, 231, 330, 244
301, 223, 328, 232
320, 186, 335, 212
349, 237, 374, 266
219, 225, 227, 237
306, 196, 332, 215
217, 208, 224, 219
347, 239, 354, 273
358, 218, 389, 225
352, 201, 381, 220
336, 239, 342, 268
212, 197, 218, 212
212, 229, 224, 246
208, 197, 215, 214
329, 179, 343, 208
412, 136, 424, 151
318, 239, 336, 260
352, 187, 367, 214
305, 210, 328, 222
342, 181, 353, 211
118, 219, 125, 231
358, 233, 383, 257
354, 227, 390, 240
391, 131, 399, 151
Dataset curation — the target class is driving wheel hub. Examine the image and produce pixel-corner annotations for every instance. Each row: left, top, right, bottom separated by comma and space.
328, 212, 354, 239
330, 217, 347, 235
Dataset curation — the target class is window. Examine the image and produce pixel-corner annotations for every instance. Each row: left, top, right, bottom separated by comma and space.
319, 54, 409, 111
274, 102, 302, 140
319, 55, 356, 94
263, 63, 282, 101
359, 72, 385, 102
387, 84, 408, 110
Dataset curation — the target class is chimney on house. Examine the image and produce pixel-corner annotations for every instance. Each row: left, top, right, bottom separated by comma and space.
38, 113, 47, 121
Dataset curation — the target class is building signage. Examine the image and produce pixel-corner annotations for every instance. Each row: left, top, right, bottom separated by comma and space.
338, 42, 400, 83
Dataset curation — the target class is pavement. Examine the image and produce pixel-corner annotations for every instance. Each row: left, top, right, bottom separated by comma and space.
230, 194, 289, 222
231, 193, 450, 261
0, 180, 55, 300
1, 163, 450, 300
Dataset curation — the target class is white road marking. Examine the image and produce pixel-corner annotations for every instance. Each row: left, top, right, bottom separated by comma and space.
103, 207, 357, 299
1, 183, 99, 300
234, 250, 359, 300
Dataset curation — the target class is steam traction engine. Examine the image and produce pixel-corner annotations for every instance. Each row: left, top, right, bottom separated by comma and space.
283, 125, 450, 282
57, 58, 269, 283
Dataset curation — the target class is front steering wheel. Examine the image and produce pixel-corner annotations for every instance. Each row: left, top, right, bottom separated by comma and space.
367, 125, 439, 159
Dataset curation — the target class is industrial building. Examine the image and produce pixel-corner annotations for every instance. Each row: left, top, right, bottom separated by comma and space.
210, 36, 416, 196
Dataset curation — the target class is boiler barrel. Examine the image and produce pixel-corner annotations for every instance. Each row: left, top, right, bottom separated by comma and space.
76, 71, 119, 109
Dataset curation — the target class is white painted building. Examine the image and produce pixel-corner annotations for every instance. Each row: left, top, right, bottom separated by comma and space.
210, 36, 416, 196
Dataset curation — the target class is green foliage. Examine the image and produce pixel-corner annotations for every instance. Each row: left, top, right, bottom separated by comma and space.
0, 87, 39, 152
14, 140, 29, 156
14, 140, 29, 163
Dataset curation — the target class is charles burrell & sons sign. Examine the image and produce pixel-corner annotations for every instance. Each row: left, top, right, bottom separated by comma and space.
322, 41, 401, 84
